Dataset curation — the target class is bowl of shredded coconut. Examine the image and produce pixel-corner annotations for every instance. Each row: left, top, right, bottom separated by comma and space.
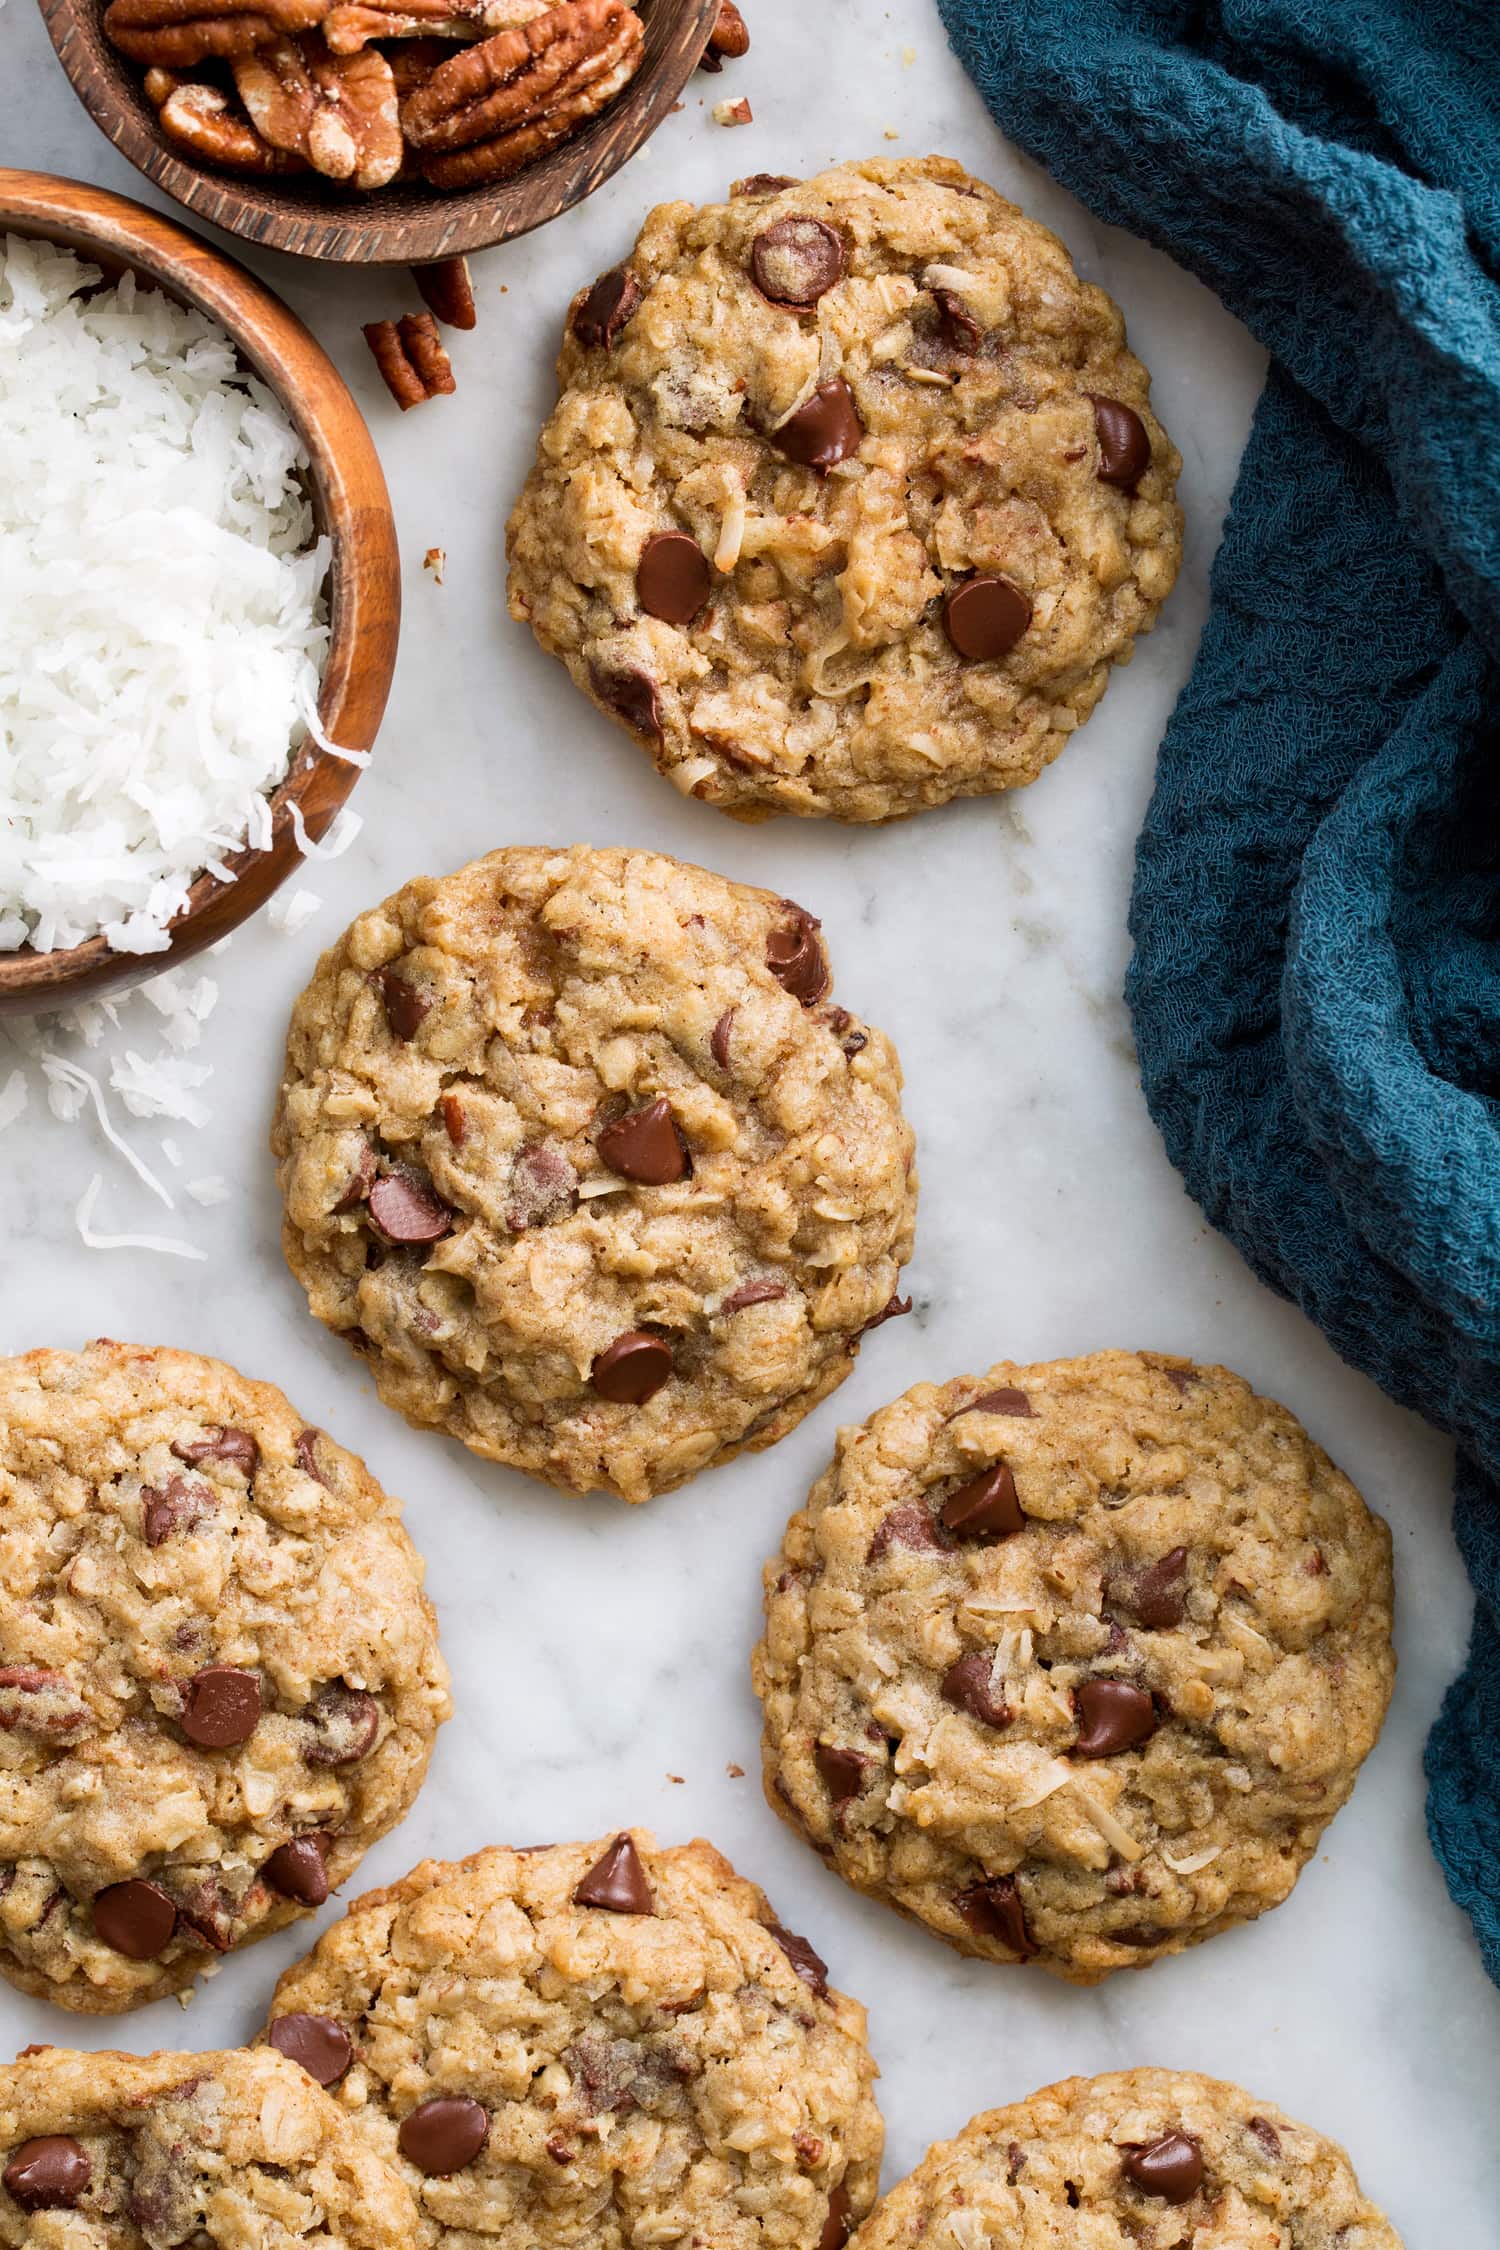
0, 169, 400, 1015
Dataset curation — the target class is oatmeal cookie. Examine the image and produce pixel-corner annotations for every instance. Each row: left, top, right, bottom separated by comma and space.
0, 2044, 418, 2250
506, 156, 1181, 823
272, 845, 917, 1502
754, 1351, 1394, 1981
0, 1340, 450, 2013
259, 1832, 883, 2250
849, 2069, 1402, 2248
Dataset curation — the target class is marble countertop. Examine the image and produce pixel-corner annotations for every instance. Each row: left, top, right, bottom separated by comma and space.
3, 1, 1498, 2235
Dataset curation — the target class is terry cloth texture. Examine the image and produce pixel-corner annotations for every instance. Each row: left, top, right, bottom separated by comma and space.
936, 0, 1500, 1979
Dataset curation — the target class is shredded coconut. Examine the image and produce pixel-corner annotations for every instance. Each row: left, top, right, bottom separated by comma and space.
76, 1173, 207, 1261
269, 885, 323, 935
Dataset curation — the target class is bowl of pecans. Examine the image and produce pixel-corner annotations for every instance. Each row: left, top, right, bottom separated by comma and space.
37, 0, 724, 263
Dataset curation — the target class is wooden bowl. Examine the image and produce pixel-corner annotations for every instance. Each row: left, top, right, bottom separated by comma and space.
0, 169, 400, 1017
37, 0, 722, 264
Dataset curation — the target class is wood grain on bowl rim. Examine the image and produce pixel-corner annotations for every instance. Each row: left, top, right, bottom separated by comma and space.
0, 168, 401, 1016
35, 0, 723, 264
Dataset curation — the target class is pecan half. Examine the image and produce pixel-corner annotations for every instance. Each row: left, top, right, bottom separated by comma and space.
153, 77, 296, 170
401, 0, 644, 190
234, 37, 402, 187
104, 0, 328, 67
323, 0, 545, 53
363, 313, 456, 408
413, 254, 476, 328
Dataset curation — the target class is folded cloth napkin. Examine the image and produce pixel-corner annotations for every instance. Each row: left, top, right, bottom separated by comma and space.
936, 0, 1500, 1977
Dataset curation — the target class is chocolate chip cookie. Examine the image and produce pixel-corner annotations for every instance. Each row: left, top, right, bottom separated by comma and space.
272, 845, 917, 1502
506, 156, 1181, 823
850, 2069, 1402, 2248
259, 1833, 883, 2250
753, 1351, 1394, 1981
0, 2044, 418, 2249
0, 1340, 451, 2013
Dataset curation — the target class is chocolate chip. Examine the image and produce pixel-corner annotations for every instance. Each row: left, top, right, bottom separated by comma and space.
1123, 2132, 1203, 2204
590, 662, 662, 739
295, 1429, 329, 1484
3, 2136, 91, 2211
263, 1833, 331, 1906
954, 1874, 1035, 1957
573, 1833, 654, 1913
959, 1386, 1033, 1417
1073, 1678, 1157, 1757
818, 2181, 852, 2250
177, 1874, 235, 1953
733, 172, 800, 196
398, 2096, 490, 2176
940, 1652, 1011, 1730
932, 286, 980, 355
857, 1290, 911, 1336
1088, 394, 1151, 489
597, 1097, 688, 1184
637, 531, 711, 625
1111, 1924, 1163, 1947
1247, 2116, 1282, 2159
866, 1503, 944, 1561
367, 1170, 453, 1243
751, 216, 846, 307
591, 1330, 673, 1405
766, 1919, 827, 1997
814, 1743, 866, 1803
180, 1666, 261, 1749
333, 1142, 377, 1212
766, 905, 829, 1003
939, 1463, 1023, 1542
141, 1474, 217, 1546
771, 377, 863, 471
93, 1877, 177, 1959
303, 1682, 380, 1766
572, 266, 640, 349
441, 1091, 467, 1145
380, 969, 431, 1041
269, 2012, 352, 2087
172, 1426, 258, 1476
943, 574, 1032, 660
722, 1278, 787, 1312
710, 1007, 736, 1068
1122, 1546, 1189, 1629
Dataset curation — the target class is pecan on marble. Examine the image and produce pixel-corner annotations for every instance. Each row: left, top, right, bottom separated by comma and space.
400, 0, 644, 189
363, 312, 457, 409
413, 254, 476, 328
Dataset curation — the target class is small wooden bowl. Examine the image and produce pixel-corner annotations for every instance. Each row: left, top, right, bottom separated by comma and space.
0, 169, 400, 1017
37, 0, 722, 264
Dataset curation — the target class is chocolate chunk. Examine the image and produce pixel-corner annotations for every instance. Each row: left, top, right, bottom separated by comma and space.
722, 1278, 787, 1312
932, 285, 981, 355
573, 1833, 654, 1913
591, 1330, 673, 1405
506, 1141, 577, 1230
3, 2136, 91, 2211
710, 1007, 736, 1068
1088, 394, 1151, 489
303, 1682, 380, 1766
1111, 1924, 1164, 1947
766, 1919, 828, 1997
295, 1429, 329, 1484
269, 2012, 352, 2086
959, 1386, 1033, 1417
380, 969, 431, 1041
180, 1666, 262, 1749
766, 905, 829, 1003
93, 1877, 177, 1959
818, 2181, 852, 2250
172, 1426, 258, 1477
597, 1097, 688, 1184
637, 532, 711, 625
1122, 1546, 1189, 1630
858, 1290, 911, 1336
177, 1874, 236, 1953
1123, 2132, 1203, 2204
939, 1463, 1024, 1542
814, 1743, 866, 1803
734, 172, 800, 196
398, 2095, 490, 2176
866, 1503, 944, 1561
572, 266, 640, 349
333, 1142, 377, 1212
141, 1474, 217, 1546
940, 1652, 1011, 1730
368, 1170, 453, 1243
1073, 1678, 1157, 1758
943, 575, 1032, 660
0, 1667, 89, 1736
589, 662, 662, 740
264, 1833, 331, 1906
751, 216, 846, 307
955, 1874, 1034, 1957
441, 1091, 467, 1145
771, 377, 863, 471
1247, 2115, 1282, 2159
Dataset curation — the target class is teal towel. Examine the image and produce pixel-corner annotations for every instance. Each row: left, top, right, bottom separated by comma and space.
936, 0, 1500, 1976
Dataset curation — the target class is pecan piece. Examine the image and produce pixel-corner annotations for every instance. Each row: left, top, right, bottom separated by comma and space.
698, 0, 748, 70
363, 313, 456, 409
104, 0, 328, 67
234, 37, 402, 187
401, 0, 645, 190
153, 78, 296, 171
323, 0, 545, 53
414, 255, 476, 328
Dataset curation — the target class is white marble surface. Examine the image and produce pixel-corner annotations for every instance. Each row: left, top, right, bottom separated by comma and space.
4, 1, 1499, 2235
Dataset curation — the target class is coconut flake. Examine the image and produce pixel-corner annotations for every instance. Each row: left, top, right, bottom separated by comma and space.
185, 1175, 230, 1205
289, 801, 362, 860
269, 886, 323, 935
41, 1057, 174, 1207
76, 1174, 206, 1261
0, 1070, 28, 1129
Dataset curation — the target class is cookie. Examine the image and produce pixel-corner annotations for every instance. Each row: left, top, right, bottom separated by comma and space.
272, 844, 917, 1502
259, 1832, 883, 2250
0, 1340, 451, 2013
849, 2069, 1402, 2247
506, 156, 1181, 824
753, 1350, 1394, 1981
0, 2044, 418, 2250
